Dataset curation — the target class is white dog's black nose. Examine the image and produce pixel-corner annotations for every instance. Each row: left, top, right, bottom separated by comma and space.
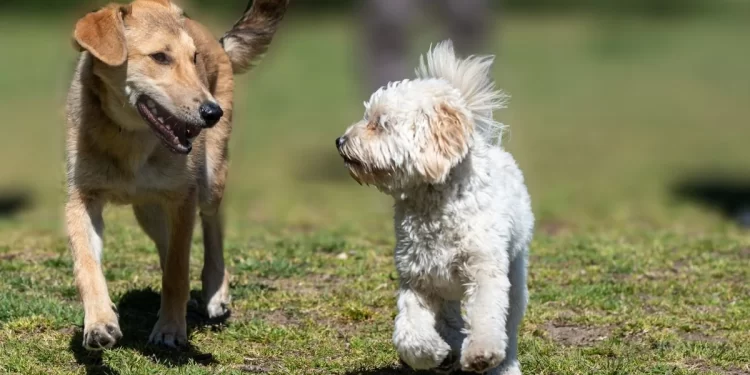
336, 136, 346, 149
199, 101, 223, 128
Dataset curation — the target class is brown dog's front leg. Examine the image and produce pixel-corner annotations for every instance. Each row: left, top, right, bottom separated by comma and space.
200, 209, 231, 319
149, 189, 196, 348
67, 191, 122, 350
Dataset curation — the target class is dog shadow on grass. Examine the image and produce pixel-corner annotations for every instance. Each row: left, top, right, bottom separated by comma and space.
69, 287, 227, 374
344, 369, 427, 375
673, 173, 750, 227
346, 368, 478, 375
345, 360, 479, 375
0, 188, 31, 218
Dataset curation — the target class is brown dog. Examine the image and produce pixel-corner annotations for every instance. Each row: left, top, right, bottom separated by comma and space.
65, 0, 288, 350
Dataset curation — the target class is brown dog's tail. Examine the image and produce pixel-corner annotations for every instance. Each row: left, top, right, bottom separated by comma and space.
220, 0, 289, 75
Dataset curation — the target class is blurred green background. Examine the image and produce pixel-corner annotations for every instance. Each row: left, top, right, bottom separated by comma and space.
0, 0, 738, 16
0, 0, 749, 374
1, 0, 749, 229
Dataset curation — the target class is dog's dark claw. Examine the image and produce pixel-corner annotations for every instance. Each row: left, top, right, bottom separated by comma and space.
436, 353, 459, 373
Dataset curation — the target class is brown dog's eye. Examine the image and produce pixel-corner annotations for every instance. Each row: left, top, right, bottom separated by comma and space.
150, 52, 171, 65
193, 52, 199, 65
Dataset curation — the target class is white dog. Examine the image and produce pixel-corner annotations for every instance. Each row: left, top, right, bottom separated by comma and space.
336, 41, 533, 374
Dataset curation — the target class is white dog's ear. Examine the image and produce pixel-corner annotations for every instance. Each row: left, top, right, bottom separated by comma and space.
419, 103, 472, 183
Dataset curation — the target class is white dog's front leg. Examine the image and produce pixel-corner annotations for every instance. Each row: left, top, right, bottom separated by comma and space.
393, 287, 452, 370
461, 264, 511, 373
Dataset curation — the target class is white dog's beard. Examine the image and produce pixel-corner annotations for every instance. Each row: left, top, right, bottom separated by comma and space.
348, 167, 419, 196
346, 165, 389, 186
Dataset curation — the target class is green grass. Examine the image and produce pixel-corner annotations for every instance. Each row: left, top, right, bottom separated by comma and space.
0, 10, 749, 375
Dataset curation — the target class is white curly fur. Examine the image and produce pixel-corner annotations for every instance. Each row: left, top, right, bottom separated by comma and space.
416, 40, 509, 144
337, 40, 534, 374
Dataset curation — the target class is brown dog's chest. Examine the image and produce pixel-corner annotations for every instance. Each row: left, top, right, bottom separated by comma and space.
102, 163, 195, 204
72, 137, 202, 205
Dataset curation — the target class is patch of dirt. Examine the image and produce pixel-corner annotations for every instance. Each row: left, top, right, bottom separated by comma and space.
58, 325, 79, 336
239, 364, 271, 373
271, 274, 345, 295
238, 357, 277, 374
0, 250, 59, 263
670, 259, 691, 273
0, 252, 19, 260
262, 309, 299, 326
678, 330, 727, 344
684, 359, 749, 375
537, 219, 573, 236
635, 259, 695, 281
544, 322, 611, 346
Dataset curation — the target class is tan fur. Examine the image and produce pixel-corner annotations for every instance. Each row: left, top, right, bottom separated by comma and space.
66, 0, 286, 350
423, 103, 471, 183
74, 5, 130, 66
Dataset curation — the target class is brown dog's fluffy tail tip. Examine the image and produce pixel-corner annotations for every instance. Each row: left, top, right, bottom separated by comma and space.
220, 0, 290, 75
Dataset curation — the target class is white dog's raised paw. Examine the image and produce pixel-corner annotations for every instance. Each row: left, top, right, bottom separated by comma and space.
205, 298, 231, 320
396, 336, 452, 370
461, 341, 506, 373
203, 279, 232, 320
495, 360, 522, 375
148, 319, 187, 348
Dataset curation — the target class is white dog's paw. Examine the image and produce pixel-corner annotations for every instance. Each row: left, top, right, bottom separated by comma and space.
496, 360, 522, 375
148, 318, 187, 348
394, 330, 452, 370
205, 294, 231, 319
461, 336, 506, 373
203, 270, 231, 319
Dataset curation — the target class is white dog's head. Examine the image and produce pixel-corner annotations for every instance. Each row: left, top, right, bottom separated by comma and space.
336, 40, 507, 193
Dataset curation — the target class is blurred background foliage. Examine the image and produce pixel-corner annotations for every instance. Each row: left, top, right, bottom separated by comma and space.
0, 0, 744, 17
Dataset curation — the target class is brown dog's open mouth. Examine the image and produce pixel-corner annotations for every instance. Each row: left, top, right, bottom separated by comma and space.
136, 96, 201, 154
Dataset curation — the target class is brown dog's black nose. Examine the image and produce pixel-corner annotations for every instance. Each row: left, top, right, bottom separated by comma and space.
336, 136, 346, 149
199, 102, 223, 128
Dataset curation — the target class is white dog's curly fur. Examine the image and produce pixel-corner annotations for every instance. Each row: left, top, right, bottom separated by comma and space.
337, 41, 533, 374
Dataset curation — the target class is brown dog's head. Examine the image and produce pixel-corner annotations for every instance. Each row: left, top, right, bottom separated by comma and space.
73, 0, 222, 154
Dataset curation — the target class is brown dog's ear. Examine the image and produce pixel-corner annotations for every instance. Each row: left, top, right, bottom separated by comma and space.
419, 103, 473, 183
73, 5, 129, 66
143, 0, 171, 6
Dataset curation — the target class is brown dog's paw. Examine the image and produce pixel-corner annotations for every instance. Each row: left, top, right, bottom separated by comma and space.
83, 321, 122, 351
148, 318, 187, 348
